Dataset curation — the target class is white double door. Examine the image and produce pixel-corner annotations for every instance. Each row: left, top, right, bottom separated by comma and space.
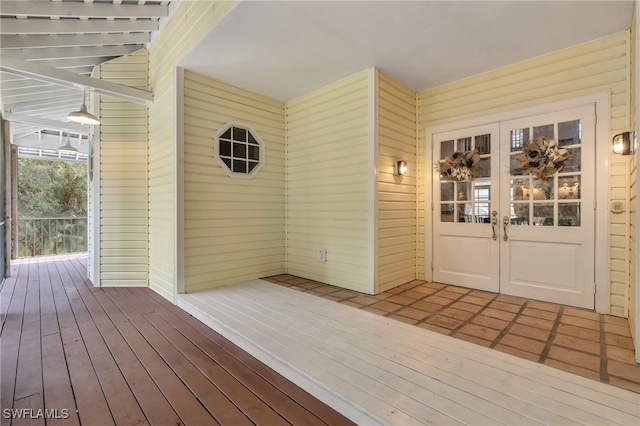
432, 105, 595, 309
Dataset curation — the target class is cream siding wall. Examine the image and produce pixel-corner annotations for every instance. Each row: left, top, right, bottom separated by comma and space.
98, 50, 149, 287
148, 0, 238, 300
376, 72, 417, 291
183, 71, 285, 292
417, 32, 631, 314
286, 70, 371, 293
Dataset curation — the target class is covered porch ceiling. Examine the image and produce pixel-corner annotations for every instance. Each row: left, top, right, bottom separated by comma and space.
181, 0, 634, 102
0, 1, 634, 146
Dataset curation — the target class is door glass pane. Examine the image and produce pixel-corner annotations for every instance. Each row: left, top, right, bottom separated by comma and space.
533, 124, 554, 139
511, 203, 529, 225
558, 175, 581, 200
475, 134, 491, 154
533, 204, 554, 226
457, 137, 472, 151
510, 153, 526, 175
533, 179, 554, 200
458, 203, 472, 223
440, 204, 454, 222
511, 178, 530, 201
441, 140, 454, 160
558, 120, 581, 146
474, 181, 490, 201
457, 182, 472, 201
563, 147, 581, 173
478, 157, 491, 177
475, 203, 490, 223
441, 182, 454, 201
559, 203, 581, 226
510, 128, 529, 152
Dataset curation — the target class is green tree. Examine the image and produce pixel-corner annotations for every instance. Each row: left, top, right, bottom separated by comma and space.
18, 159, 87, 256
18, 159, 87, 217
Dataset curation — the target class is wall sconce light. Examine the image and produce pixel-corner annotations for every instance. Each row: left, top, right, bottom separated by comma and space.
395, 160, 407, 176
612, 132, 632, 155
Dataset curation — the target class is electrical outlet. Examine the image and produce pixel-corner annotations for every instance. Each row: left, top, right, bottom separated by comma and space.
611, 201, 625, 214
317, 248, 327, 262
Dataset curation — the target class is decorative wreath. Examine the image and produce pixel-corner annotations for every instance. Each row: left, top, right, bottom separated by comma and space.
436, 148, 481, 181
512, 135, 569, 180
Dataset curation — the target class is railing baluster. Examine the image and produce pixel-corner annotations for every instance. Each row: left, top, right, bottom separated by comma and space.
16, 217, 87, 258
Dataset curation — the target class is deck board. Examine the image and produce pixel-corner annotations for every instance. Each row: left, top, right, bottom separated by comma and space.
0, 256, 350, 426
178, 279, 640, 425
133, 286, 350, 426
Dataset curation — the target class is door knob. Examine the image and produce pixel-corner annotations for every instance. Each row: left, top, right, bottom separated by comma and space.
491, 211, 498, 241
502, 216, 509, 241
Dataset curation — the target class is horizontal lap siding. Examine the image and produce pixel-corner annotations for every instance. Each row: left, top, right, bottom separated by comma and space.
377, 72, 417, 291
183, 71, 285, 292
417, 32, 630, 315
148, 0, 238, 300
99, 50, 149, 287
286, 71, 370, 293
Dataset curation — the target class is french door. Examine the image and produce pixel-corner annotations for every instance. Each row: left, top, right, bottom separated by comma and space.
433, 105, 596, 309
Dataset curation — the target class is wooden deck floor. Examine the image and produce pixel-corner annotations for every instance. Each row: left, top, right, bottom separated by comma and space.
0, 255, 352, 426
178, 280, 640, 425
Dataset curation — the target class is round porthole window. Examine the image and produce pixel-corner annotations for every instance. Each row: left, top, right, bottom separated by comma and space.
213, 122, 264, 178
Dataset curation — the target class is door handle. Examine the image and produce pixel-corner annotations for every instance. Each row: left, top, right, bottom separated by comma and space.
502, 216, 509, 241
491, 211, 498, 241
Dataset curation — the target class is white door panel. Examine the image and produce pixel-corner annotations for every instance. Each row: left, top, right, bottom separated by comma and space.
433, 124, 500, 293
500, 106, 595, 308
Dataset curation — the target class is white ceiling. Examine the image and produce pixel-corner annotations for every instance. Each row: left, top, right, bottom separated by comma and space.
180, 0, 634, 102
1, 0, 633, 146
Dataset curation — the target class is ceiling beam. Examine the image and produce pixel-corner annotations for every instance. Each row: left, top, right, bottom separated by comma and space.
4, 113, 88, 134
1, 86, 73, 100
3, 45, 142, 60
0, 33, 150, 49
8, 95, 82, 112
0, 17, 158, 34
0, 1, 169, 19
0, 54, 153, 105
28, 56, 115, 69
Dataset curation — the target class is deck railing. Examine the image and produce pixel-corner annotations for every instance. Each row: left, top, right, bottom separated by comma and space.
17, 217, 87, 258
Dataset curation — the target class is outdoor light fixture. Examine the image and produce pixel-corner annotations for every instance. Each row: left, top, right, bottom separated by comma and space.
57, 132, 78, 154
395, 160, 408, 176
67, 89, 100, 125
612, 131, 632, 155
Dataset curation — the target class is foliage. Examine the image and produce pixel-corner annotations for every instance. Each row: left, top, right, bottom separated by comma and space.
18, 159, 87, 217
17, 159, 87, 257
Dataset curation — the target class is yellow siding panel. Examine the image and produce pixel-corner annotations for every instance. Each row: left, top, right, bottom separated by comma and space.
377, 72, 417, 292
99, 49, 149, 288
417, 32, 631, 314
148, 0, 239, 300
183, 71, 285, 292
286, 70, 371, 292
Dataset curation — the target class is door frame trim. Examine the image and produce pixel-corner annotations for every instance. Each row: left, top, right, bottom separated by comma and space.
424, 92, 610, 313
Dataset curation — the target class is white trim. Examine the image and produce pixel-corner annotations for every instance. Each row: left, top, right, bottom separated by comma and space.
424, 92, 610, 313
213, 121, 265, 179
368, 68, 379, 294
4, 113, 88, 135
594, 93, 611, 314
175, 66, 185, 296
90, 66, 100, 287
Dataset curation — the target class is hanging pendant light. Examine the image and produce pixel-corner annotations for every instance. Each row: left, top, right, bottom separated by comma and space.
57, 132, 78, 154
67, 89, 100, 125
